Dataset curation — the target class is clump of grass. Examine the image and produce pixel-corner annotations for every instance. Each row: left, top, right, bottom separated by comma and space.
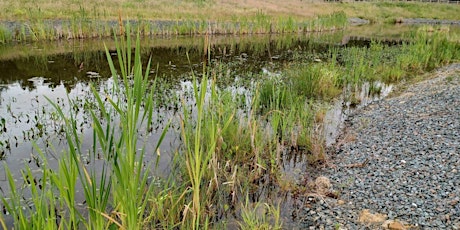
258, 78, 291, 113
179, 72, 233, 228
335, 29, 459, 85
287, 63, 342, 100
238, 197, 282, 230
0, 25, 12, 44
305, 128, 327, 164
276, 16, 297, 33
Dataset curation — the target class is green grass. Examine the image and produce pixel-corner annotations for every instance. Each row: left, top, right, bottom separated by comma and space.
2, 0, 459, 43
180, 67, 232, 228
238, 197, 282, 230
287, 63, 342, 100
0, 25, 12, 44
0, 11, 347, 43
1, 24, 169, 229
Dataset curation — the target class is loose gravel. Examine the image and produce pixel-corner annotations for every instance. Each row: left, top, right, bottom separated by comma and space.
300, 63, 460, 229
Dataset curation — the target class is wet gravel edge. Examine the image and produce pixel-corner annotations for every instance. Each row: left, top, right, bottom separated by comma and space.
300, 63, 460, 230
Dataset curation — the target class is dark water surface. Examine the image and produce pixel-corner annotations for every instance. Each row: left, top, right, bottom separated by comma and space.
0, 31, 343, 165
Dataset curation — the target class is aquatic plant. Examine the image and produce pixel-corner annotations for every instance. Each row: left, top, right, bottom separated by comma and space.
238, 196, 282, 230
287, 63, 341, 100
1, 24, 169, 229
0, 25, 12, 44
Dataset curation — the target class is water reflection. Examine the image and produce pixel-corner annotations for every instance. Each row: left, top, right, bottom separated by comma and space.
0, 33, 344, 89
0, 24, 423, 190
324, 81, 393, 147
0, 32, 348, 182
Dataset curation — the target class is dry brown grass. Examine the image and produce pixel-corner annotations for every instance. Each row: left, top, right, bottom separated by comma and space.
1, 0, 459, 22
358, 209, 387, 224
314, 176, 332, 195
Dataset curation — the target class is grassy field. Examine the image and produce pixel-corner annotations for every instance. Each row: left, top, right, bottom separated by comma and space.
1, 0, 459, 22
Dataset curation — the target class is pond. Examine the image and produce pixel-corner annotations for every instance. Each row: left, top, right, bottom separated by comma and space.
0, 23, 456, 228
0, 32, 338, 172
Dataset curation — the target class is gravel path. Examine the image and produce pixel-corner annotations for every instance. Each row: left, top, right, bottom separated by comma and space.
300, 64, 460, 229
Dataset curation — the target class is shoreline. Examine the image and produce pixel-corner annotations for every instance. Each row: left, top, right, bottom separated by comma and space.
302, 63, 460, 229
1, 17, 460, 44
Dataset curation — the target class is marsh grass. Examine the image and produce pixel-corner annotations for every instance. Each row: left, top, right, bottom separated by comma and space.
0, 25, 12, 44
0, 11, 348, 43
288, 63, 342, 100
256, 28, 459, 161
1, 24, 170, 229
180, 71, 233, 228
1, 20, 459, 230
258, 78, 291, 113
334, 29, 459, 85
238, 197, 282, 230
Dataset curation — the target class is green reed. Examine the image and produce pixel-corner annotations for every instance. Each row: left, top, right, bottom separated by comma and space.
0, 12, 348, 44
179, 69, 235, 228
332, 29, 459, 86
0, 25, 12, 44
287, 63, 342, 100
0, 24, 169, 229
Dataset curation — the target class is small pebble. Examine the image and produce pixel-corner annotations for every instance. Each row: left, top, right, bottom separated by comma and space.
300, 64, 460, 229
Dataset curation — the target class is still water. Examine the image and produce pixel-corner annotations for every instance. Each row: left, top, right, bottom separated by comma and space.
0, 23, 421, 226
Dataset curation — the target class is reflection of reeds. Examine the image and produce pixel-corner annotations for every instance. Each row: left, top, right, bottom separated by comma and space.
0, 31, 342, 61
